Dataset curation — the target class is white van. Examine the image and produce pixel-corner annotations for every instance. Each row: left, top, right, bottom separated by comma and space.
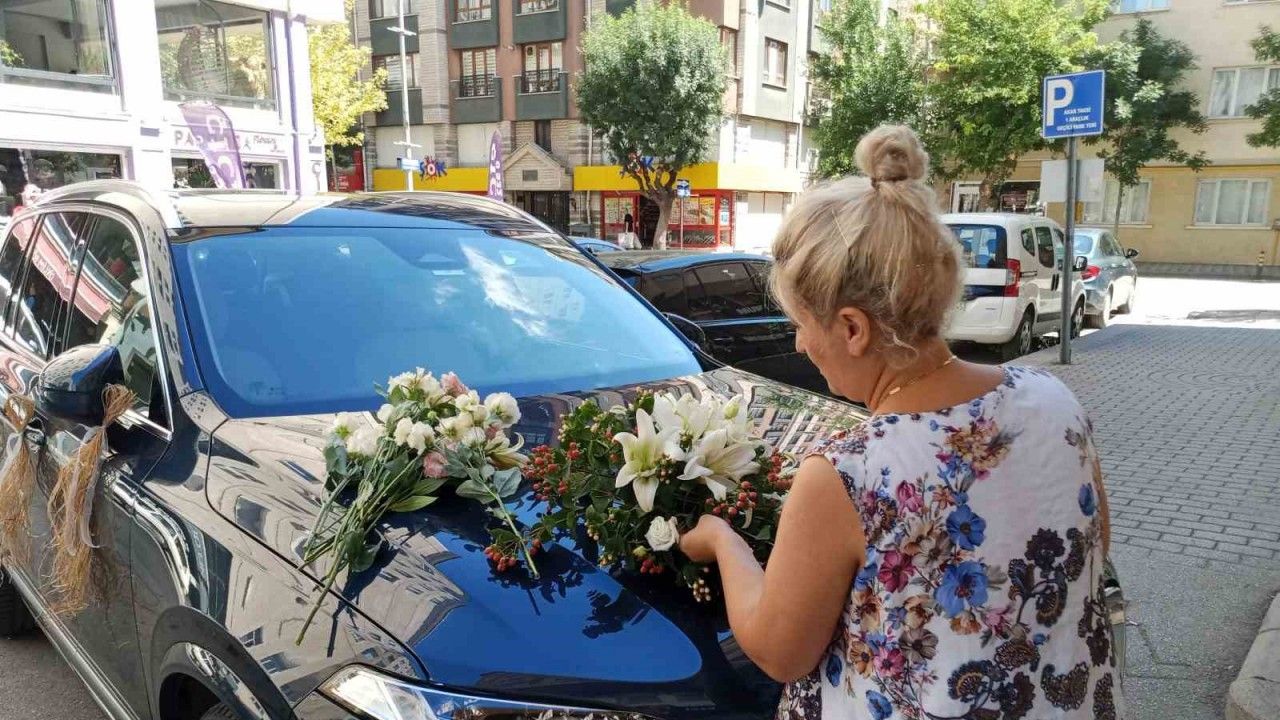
942, 213, 1086, 361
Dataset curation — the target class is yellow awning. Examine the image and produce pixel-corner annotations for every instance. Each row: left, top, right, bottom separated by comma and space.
574, 162, 803, 194
372, 167, 489, 193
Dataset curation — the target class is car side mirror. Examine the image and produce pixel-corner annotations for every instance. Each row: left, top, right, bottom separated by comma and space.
1073, 255, 1088, 272
664, 313, 707, 350
36, 344, 125, 425
1124, 248, 1140, 259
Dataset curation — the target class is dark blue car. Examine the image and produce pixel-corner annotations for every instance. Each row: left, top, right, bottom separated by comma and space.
0, 183, 860, 720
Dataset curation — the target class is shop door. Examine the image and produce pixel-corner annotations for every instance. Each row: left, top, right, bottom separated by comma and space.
638, 196, 661, 248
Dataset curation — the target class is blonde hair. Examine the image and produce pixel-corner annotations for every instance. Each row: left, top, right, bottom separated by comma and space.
770, 124, 962, 365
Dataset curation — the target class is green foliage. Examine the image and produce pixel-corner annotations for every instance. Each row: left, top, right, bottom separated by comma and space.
309, 0, 388, 152
809, 0, 928, 178
922, 0, 1108, 197
0, 40, 21, 68
1083, 19, 1206, 219
577, 1, 726, 247
1246, 26, 1280, 148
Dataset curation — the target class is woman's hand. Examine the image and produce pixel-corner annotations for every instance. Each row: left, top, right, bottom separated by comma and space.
679, 514, 734, 563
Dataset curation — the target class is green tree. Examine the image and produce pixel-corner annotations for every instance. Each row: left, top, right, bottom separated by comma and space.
1245, 26, 1280, 148
923, 0, 1108, 206
577, 1, 726, 248
0, 40, 23, 68
809, 0, 928, 178
309, 0, 388, 188
1085, 20, 1207, 238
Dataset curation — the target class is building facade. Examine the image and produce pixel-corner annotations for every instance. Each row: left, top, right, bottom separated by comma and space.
0, 0, 339, 220
356, 0, 825, 250
953, 0, 1280, 267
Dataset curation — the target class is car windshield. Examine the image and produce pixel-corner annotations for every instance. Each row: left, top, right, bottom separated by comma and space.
948, 224, 1006, 269
172, 226, 701, 417
1073, 234, 1096, 255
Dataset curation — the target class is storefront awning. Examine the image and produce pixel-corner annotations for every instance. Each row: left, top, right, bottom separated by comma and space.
372, 167, 489, 192
574, 162, 805, 194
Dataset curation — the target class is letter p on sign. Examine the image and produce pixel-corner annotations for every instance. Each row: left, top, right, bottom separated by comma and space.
1045, 78, 1074, 126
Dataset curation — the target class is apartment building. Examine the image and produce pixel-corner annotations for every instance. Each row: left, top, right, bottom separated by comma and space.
966, 0, 1280, 267
0, 0, 339, 219
356, 0, 825, 249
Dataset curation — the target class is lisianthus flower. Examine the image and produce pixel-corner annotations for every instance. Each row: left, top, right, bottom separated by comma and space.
484, 392, 521, 428
459, 426, 488, 448
677, 428, 759, 501
422, 451, 447, 478
401, 421, 434, 453
393, 417, 415, 447
439, 412, 475, 441
376, 403, 395, 424
440, 372, 468, 397
345, 426, 380, 457
614, 409, 677, 513
331, 412, 361, 439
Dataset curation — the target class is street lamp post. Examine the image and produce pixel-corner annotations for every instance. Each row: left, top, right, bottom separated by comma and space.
389, 0, 418, 191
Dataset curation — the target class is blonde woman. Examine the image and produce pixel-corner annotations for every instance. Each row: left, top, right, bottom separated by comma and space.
680, 125, 1123, 720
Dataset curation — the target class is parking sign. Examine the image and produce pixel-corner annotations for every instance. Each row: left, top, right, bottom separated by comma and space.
1042, 70, 1105, 139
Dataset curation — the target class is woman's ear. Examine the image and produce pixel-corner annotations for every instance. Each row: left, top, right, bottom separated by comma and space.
836, 306, 874, 358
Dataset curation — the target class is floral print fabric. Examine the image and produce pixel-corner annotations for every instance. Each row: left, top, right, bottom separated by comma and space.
777, 366, 1123, 720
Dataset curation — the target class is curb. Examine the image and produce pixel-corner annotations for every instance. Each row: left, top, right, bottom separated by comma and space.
1136, 262, 1280, 281
1226, 592, 1280, 720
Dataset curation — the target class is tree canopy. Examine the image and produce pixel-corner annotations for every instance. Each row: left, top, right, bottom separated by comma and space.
809, 0, 928, 178
1245, 25, 1280, 148
577, 1, 726, 248
309, 1, 388, 157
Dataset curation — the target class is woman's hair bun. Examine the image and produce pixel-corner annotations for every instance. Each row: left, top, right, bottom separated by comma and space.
855, 124, 929, 184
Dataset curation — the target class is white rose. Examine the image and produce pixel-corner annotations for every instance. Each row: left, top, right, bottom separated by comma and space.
645, 516, 680, 552
345, 426, 381, 457
376, 403, 395, 424
484, 392, 521, 428
459, 426, 488, 448
407, 422, 435, 453
331, 412, 360, 439
393, 417, 414, 447
440, 412, 474, 440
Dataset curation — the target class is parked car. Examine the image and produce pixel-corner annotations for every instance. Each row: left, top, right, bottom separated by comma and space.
598, 250, 828, 396
0, 183, 863, 720
1074, 228, 1138, 328
941, 213, 1088, 361
569, 235, 621, 255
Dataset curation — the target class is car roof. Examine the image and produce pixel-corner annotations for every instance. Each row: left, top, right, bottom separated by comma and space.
31, 181, 556, 235
1073, 227, 1106, 236
939, 212, 1058, 230
598, 249, 769, 273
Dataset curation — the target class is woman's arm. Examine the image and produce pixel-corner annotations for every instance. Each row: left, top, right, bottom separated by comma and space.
680, 455, 865, 682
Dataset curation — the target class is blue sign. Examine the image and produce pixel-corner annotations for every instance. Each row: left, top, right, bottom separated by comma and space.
676, 179, 691, 198
1042, 70, 1105, 139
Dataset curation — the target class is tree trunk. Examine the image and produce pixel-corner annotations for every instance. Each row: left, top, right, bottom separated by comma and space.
650, 191, 674, 249
1111, 184, 1125, 243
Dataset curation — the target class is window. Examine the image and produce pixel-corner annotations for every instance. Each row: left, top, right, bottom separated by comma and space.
155, 0, 274, 110
374, 53, 418, 90
65, 216, 159, 419
534, 120, 552, 151
0, 216, 36, 334
764, 39, 788, 88
950, 225, 1006, 269
1020, 228, 1035, 256
1209, 66, 1280, 118
1111, 0, 1168, 12
172, 158, 279, 189
683, 263, 769, 321
1084, 179, 1151, 225
721, 28, 739, 77
459, 48, 496, 97
1034, 226, 1055, 268
0, 0, 115, 93
521, 42, 562, 93
370, 0, 417, 17
520, 0, 559, 13
12, 212, 85, 357
455, 0, 491, 22
1, 148, 122, 218
1102, 233, 1126, 258
1194, 179, 1271, 226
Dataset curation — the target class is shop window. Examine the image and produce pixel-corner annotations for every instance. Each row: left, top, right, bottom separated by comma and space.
0, 148, 122, 218
173, 157, 280, 189
0, 0, 115, 93
155, 0, 275, 110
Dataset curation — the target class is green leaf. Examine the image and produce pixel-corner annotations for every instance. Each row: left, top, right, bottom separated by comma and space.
388, 494, 438, 513
413, 477, 447, 497
456, 478, 492, 502
324, 441, 349, 478
350, 539, 380, 573
493, 467, 522, 499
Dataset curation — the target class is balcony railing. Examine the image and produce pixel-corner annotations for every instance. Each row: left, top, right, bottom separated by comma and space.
459, 74, 497, 98
454, 5, 492, 22
518, 69, 562, 94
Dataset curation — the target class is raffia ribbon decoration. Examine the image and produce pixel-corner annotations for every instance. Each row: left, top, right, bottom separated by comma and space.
0, 394, 38, 566
47, 385, 135, 617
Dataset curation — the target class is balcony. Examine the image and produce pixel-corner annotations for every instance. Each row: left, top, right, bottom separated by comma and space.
514, 70, 570, 120
452, 75, 503, 123
513, 0, 567, 44
376, 88, 424, 126
450, 2, 499, 49
371, 15, 418, 55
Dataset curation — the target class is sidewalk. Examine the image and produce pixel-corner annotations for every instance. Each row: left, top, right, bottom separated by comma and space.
1020, 321, 1280, 720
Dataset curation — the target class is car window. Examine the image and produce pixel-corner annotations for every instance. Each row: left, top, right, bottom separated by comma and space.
640, 272, 687, 315
948, 225, 1007, 269
1051, 228, 1065, 268
1073, 234, 1095, 255
13, 212, 85, 358
1105, 234, 1125, 258
1034, 226, 1055, 269
64, 216, 158, 420
1021, 228, 1036, 256
686, 262, 768, 321
0, 216, 36, 336
746, 261, 778, 313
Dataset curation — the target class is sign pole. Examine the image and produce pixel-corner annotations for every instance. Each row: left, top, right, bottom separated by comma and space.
1060, 136, 1077, 365
679, 199, 685, 248
390, 0, 418, 191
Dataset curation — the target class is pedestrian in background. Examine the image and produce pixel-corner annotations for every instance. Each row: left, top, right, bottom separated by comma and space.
681, 125, 1124, 719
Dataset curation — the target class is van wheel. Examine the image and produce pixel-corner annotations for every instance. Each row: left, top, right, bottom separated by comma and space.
1000, 311, 1034, 362
1088, 288, 1112, 329
0, 569, 36, 638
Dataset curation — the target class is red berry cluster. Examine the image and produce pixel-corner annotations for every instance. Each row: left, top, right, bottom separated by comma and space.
524, 445, 560, 481
638, 556, 665, 575
484, 545, 519, 571
705, 481, 759, 518
767, 453, 784, 485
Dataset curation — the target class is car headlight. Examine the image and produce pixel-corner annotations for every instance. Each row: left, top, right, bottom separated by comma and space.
321, 666, 659, 720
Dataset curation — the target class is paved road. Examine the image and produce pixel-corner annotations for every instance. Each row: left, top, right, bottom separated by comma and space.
2, 277, 1277, 720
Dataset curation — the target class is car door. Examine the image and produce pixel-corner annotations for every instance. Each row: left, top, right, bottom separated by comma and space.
1102, 233, 1134, 303
683, 261, 764, 365
1032, 225, 1060, 322
33, 210, 165, 717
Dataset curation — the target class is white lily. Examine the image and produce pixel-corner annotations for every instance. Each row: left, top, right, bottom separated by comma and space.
678, 428, 760, 501
613, 409, 678, 513
652, 393, 722, 447
721, 394, 755, 443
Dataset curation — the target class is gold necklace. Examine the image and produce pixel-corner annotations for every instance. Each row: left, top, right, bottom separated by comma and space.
884, 355, 958, 399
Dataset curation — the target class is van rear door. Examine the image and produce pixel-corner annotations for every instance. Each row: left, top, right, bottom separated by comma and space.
949, 224, 1009, 297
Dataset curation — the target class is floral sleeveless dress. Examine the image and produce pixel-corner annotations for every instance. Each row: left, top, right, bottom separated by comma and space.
777, 366, 1124, 720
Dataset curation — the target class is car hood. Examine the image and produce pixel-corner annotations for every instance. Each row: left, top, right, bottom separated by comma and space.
204, 368, 864, 718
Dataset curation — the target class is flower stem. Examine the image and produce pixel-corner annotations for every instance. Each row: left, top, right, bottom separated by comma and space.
487, 483, 539, 579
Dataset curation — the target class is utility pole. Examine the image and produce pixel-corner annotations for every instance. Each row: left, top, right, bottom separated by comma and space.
389, 0, 418, 191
